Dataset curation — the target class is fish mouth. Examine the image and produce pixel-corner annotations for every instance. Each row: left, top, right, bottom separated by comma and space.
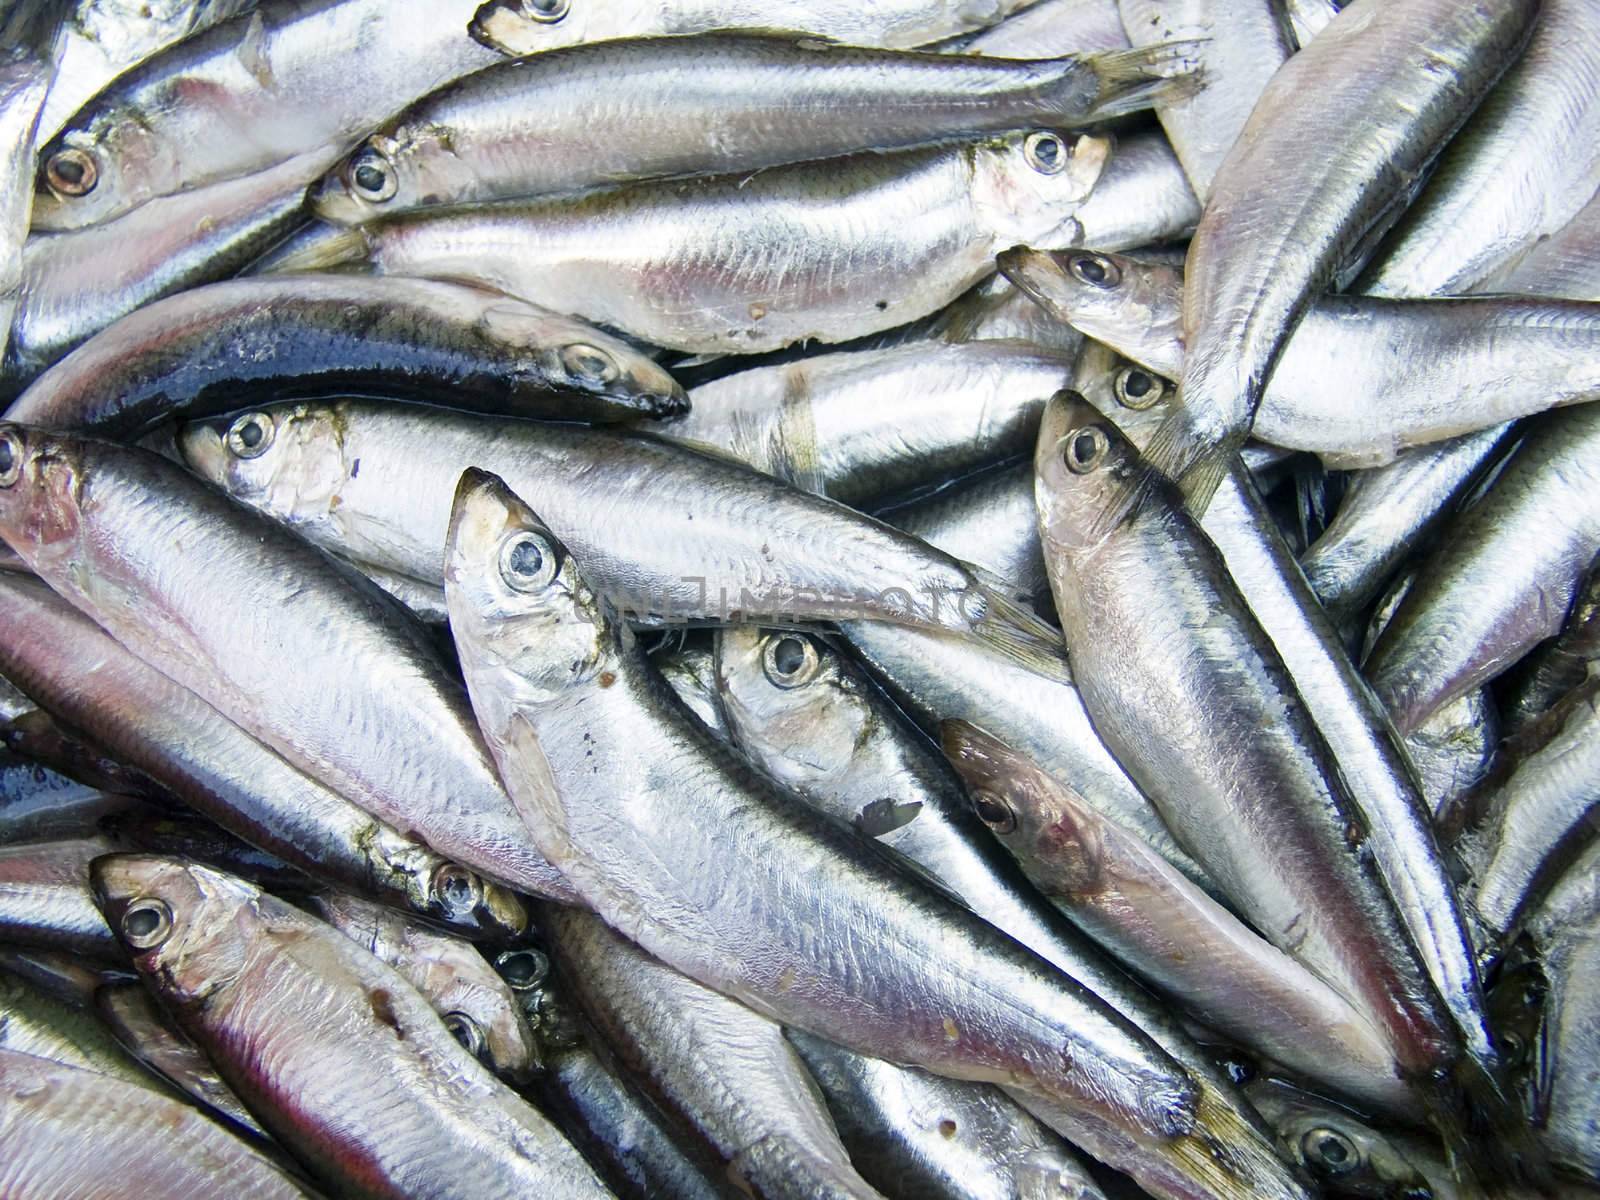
996, 246, 1074, 313
175, 421, 230, 487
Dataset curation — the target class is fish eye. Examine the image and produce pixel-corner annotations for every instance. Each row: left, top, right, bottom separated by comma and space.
443, 1012, 487, 1059
495, 948, 550, 992
1068, 252, 1119, 289
520, 0, 569, 21
1114, 367, 1166, 410
561, 343, 619, 384
225, 412, 275, 459
970, 789, 1017, 834
121, 897, 174, 950
762, 634, 820, 689
1063, 426, 1109, 474
1024, 132, 1068, 175
498, 530, 560, 592
430, 863, 485, 916
347, 148, 396, 202
45, 147, 98, 197
0, 430, 23, 487
1301, 1127, 1360, 1176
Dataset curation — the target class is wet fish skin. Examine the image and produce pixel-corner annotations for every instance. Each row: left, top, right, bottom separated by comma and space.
959, 0, 1130, 57
0, 1048, 316, 1199
444, 469, 1313, 1200
4, 146, 340, 388
33, 0, 503, 233
657, 340, 1072, 508
786, 1027, 1109, 1200
1487, 178, 1600, 300
470, 0, 1043, 57
309, 891, 537, 1081
0, 965, 154, 1090
8, 275, 686, 437
1170, 0, 1541, 507
1403, 685, 1500, 822
0, 24, 51, 366
314, 34, 1175, 225
1070, 130, 1200, 252
1362, 0, 1600, 298
0, 835, 118, 958
0, 558, 529, 939
92, 853, 615, 1200
544, 906, 885, 1200
1034, 392, 1460, 1089
267, 133, 1109, 355
1500, 553, 1600, 734
942, 721, 1410, 1114
0, 423, 578, 906
0, 777, 142, 848
93, 979, 268, 1138
1364, 404, 1600, 735
178, 399, 1048, 642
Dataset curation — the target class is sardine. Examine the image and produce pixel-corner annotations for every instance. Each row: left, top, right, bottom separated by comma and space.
8, 275, 686, 437
0, 423, 578, 905
92, 854, 616, 1200
0, 836, 117, 958
34, 0, 503, 232
1167, 0, 1540, 508
959, 0, 1130, 57
265, 134, 1110, 355
1070, 130, 1199, 252
1501, 553, 1600, 734
0, 11, 53, 364
0, 965, 154, 1089
653, 639, 732, 741
1488, 178, 1600, 300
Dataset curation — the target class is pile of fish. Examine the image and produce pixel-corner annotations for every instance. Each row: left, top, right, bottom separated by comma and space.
1, 0, 1598, 1196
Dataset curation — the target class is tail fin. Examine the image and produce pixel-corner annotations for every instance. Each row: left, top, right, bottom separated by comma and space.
1081, 40, 1206, 121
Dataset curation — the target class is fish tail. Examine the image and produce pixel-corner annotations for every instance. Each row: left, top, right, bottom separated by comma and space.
1168, 1082, 1317, 1200
258, 225, 371, 275
1080, 40, 1206, 121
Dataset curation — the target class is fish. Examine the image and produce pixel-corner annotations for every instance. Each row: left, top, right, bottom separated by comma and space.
958, 0, 1130, 57
308, 891, 537, 1081
264, 133, 1111, 355
0, 5, 55, 366
469, 0, 1046, 58
0, 964, 155, 1090
785, 1027, 1109, 1200
1500, 552, 1600, 735
1363, 404, 1600, 735
1002, 246, 1600, 468
0, 570, 527, 937
33, 0, 504, 232
0, 423, 579, 906
941, 720, 1411, 1114
1063, 129, 1200, 252
656, 340, 1073, 507
1361, 0, 1600, 297
0, 777, 143, 848
1403, 685, 1501, 823
4, 145, 341, 389
1488, 177, 1600, 300
652, 638, 733, 740
7, 275, 686, 437
543, 906, 886, 1200
1167, 0, 1540, 510
313, 34, 1185, 225
0, 836, 118, 959
0, 1047, 317, 1198
177, 399, 1060, 648
443, 467, 1311, 1200
92, 853, 617, 1200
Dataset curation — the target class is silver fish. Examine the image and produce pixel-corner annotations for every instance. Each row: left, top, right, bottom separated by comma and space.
1364, 404, 1600, 735
470, 0, 1045, 57
1361, 0, 1600, 297
924, 273, 1087, 352
544, 906, 884, 1200
0, 965, 153, 1090
314, 34, 1179, 225
786, 1027, 1109, 1200
33, 0, 503, 232
0, 1047, 316, 1198
1404, 684, 1500, 822
1002, 246, 1600, 467
266, 133, 1110, 355
93, 854, 615, 1200
653, 640, 732, 741
1071, 130, 1200, 252
178, 399, 1057, 645
1168, 0, 1540, 509
8, 275, 686, 437
1502, 553, 1600, 734
0, 570, 527, 938
1488, 179, 1600, 300
0, 423, 578, 905
443, 467, 1309, 1200
0, 15, 52, 365
657, 341, 1073, 507
309, 890, 537, 1081
959, 0, 1130, 57
0, 836, 117, 959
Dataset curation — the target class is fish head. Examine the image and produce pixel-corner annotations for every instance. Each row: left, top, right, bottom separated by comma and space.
940, 720, 1103, 893
712, 626, 876, 793
32, 106, 173, 233
312, 131, 417, 226
177, 403, 352, 539
998, 247, 1185, 379
90, 853, 255, 1008
0, 423, 92, 570
972, 132, 1110, 251
444, 467, 621, 717
468, 0, 634, 56
1068, 341, 1174, 452
1033, 389, 1153, 553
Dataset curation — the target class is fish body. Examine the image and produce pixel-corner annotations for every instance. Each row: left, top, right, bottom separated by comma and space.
0, 836, 117, 958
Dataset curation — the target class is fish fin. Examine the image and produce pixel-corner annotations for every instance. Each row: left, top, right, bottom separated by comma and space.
964, 569, 1075, 683
259, 225, 370, 275
1082, 39, 1206, 120
1139, 405, 1237, 517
